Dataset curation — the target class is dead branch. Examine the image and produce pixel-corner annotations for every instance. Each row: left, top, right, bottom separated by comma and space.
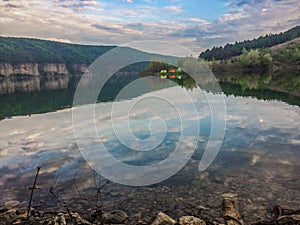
27, 166, 41, 219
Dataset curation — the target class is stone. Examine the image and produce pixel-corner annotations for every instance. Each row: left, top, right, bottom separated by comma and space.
278, 214, 300, 225
0, 208, 17, 225
151, 212, 176, 225
101, 210, 129, 224
179, 216, 206, 225
54, 213, 67, 225
70, 212, 92, 225
222, 198, 244, 225
40, 63, 68, 75
197, 205, 210, 211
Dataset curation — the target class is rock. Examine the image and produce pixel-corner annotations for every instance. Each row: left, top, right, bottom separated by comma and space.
0, 207, 8, 214
197, 205, 210, 211
0, 63, 13, 77
0, 208, 17, 225
101, 210, 129, 224
222, 197, 244, 225
54, 213, 67, 225
151, 212, 176, 225
278, 214, 300, 225
90, 208, 103, 222
222, 193, 238, 199
0, 62, 72, 77
40, 63, 68, 75
70, 212, 92, 225
179, 216, 206, 225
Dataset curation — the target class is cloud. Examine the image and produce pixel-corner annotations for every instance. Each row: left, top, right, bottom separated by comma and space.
164, 5, 182, 14
45, 38, 72, 43
218, 13, 249, 22
92, 23, 125, 33
184, 18, 211, 25
0, 0, 26, 8
123, 0, 134, 3
54, 0, 99, 12
117, 9, 138, 16
0, 0, 299, 54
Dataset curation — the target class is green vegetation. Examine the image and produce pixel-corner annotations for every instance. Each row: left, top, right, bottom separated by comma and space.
199, 26, 300, 61
206, 40, 300, 71
0, 37, 175, 75
140, 59, 183, 77
238, 48, 272, 67
0, 36, 115, 65
271, 41, 300, 66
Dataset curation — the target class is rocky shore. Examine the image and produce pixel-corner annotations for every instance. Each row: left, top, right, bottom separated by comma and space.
1, 194, 299, 225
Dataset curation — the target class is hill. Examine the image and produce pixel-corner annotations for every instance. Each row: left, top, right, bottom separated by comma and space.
0, 36, 116, 65
270, 37, 300, 50
0, 37, 177, 77
199, 26, 300, 61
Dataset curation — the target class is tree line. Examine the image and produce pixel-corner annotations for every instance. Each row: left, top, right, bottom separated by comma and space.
199, 25, 300, 60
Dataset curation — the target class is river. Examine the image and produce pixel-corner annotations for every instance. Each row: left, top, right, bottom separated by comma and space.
0, 73, 299, 223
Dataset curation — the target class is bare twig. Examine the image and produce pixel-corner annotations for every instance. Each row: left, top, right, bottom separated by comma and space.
73, 167, 87, 201
93, 171, 110, 208
49, 168, 61, 202
27, 166, 41, 219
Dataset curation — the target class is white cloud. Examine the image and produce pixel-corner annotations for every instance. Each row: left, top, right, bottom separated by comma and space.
0, 0, 299, 53
54, 0, 99, 11
184, 18, 211, 25
164, 5, 183, 14
218, 13, 249, 22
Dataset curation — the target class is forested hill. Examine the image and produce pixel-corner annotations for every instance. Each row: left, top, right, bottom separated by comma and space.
0, 37, 116, 64
199, 25, 300, 61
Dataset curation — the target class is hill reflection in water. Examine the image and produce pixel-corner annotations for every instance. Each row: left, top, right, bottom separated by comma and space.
0, 77, 299, 222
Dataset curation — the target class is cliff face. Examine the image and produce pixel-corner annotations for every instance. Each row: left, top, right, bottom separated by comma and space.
39, 63, 68, 75
0, 63, 87, 77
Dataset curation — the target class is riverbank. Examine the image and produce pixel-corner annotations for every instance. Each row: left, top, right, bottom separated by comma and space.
1, 194, 299, 225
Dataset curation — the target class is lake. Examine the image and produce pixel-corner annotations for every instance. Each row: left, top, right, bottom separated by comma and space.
0, 73, 299, 223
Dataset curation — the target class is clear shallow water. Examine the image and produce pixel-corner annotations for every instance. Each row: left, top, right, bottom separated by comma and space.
0, 84, 299, 223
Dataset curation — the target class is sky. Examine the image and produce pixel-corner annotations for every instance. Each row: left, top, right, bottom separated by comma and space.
0, 0, 300, 54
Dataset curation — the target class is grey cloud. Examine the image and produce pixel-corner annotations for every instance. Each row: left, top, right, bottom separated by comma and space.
91, 23, 125, 34
55, 0, 98, 10
1, 0, 24, 8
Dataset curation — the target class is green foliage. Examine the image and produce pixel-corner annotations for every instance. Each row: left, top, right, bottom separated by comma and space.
238, 48, 272, 66
139, 58, 177, 76
0, 36, 116, 65
271, 42, 300, 65
199, 25, 300, 60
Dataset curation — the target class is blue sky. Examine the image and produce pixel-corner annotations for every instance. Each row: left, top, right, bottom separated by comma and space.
0, 0, 299, 54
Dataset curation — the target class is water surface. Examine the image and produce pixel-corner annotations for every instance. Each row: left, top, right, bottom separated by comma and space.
0, 74, 299, 223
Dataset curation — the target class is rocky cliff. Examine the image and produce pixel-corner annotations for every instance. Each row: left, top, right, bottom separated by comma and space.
0, 63, 88, 77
